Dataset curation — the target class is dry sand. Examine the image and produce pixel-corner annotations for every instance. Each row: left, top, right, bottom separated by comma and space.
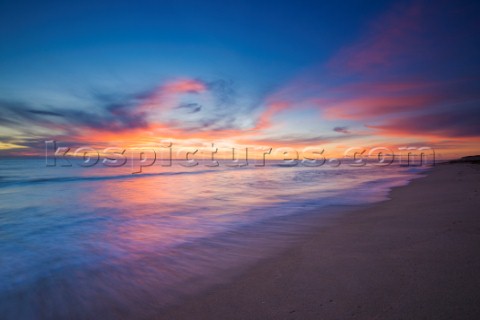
161, 163, 480, 319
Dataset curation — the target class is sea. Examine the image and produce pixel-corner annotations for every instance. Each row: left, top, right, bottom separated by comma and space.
0, 157, 428, 319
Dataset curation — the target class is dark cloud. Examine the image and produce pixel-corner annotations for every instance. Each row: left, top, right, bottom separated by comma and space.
0, 100, 55, 127
176, 103, 202, 114
333, 126, 350, 134
26, 109, 64, 117
0, 92, 150, 140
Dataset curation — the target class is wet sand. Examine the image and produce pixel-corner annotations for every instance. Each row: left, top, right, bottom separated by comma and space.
161, 163, 480, 319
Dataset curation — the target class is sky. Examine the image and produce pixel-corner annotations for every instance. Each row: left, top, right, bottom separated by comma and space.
0, 0, 479, 159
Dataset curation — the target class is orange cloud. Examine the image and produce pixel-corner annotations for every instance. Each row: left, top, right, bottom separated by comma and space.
253, 101, 291, 131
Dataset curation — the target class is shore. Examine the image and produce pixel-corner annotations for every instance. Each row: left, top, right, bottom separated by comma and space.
160, 163, 480, 319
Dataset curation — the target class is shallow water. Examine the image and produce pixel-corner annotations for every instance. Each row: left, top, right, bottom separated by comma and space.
0, 158, 427, 319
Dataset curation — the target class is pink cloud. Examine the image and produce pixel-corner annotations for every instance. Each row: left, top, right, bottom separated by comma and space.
253, 101, 291, 131
328, 2, 424, 74
139, 78, 206, 112
367, 110, 480, 138
316, 92, 445, 120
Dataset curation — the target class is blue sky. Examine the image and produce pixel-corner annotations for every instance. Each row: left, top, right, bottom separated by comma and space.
0, 1, 388, 97
1, 0, 479, 157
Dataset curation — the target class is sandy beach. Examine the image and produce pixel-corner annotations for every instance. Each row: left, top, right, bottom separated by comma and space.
161, 163, 480, 319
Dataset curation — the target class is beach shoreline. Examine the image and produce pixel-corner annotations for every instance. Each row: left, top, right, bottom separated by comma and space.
160, 162, 480, 319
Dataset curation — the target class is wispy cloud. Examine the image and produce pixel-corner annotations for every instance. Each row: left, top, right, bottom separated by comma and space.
333, 126, 350, 134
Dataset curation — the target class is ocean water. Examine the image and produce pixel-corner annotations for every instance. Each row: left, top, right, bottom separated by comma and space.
0, 157, 427, 319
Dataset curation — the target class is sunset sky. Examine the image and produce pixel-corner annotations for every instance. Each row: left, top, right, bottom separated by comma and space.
1, 0, 479, 159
